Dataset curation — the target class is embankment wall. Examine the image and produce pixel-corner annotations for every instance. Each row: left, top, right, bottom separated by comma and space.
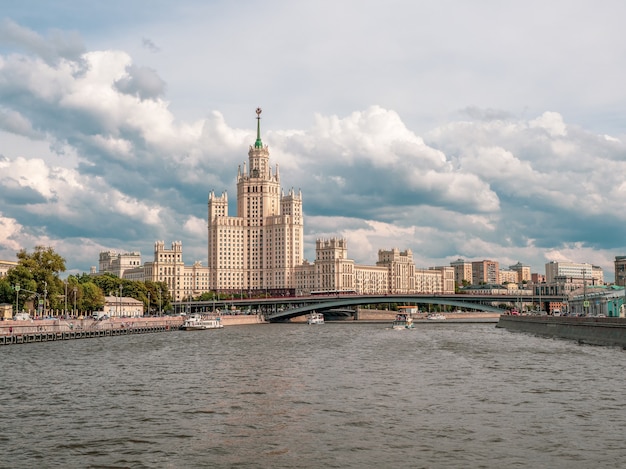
496, 315, 626, 347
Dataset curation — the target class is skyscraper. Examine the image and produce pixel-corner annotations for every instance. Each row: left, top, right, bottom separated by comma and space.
207, 109, 304, 294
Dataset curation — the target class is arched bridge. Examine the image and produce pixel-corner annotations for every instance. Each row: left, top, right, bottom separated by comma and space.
266, 294, 560, 322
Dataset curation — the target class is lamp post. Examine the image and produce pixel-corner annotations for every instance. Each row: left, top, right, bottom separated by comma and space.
147, 291, 151, 316
43, 281, 47, 317
158, 288, 162, 316
119, 285, 123, 317
73, 287, 77, 317
14, 284, 20, 315
64, 281, 68, 317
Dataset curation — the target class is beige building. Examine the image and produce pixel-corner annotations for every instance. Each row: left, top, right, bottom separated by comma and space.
472, 260, 499, 285
207, 108, 304, 294
377, 248, 415, 294
294, 238, 453, 295
103, 296, 144, 317
0, 260, 18, 279
98, 251, 142, 278
499, 269, 519, 284
450, 258, 472, 286
509, 261, 531, 282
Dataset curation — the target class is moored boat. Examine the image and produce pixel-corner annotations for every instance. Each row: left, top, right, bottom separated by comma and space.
180, 313, 224, 330
426, 313, 446, 321
392, 312, 414, 330
307, 312, 324, 325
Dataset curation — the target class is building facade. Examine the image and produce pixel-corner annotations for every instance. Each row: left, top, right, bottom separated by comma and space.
207, 108, 304, 294
509, 261, 531, 282
98, 251, 142, 278
472, 260, 500, 285
450, 258, 472, 287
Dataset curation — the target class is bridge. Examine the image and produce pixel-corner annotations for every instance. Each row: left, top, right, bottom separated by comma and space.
173, 293, 567, 322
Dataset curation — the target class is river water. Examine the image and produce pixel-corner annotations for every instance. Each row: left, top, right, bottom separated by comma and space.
1, 322, 624, 468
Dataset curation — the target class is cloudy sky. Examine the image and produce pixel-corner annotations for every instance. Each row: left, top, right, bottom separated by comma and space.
1, 1, 626, 281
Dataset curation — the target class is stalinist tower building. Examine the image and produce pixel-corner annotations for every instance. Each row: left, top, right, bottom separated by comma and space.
207, 109, 304, 294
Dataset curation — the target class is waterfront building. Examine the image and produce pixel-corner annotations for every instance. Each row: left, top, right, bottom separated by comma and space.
294, 238, 445, 295
103, 296, 144, 317
207, 108, 304, 294
113, 241, 209, 302
568, 285, 626, 317
499, 269, 519, 284
97, 251, 142, 278
450, 258, 472, 286
0, 260, 18, 278
472, 260, 499, 285
377, 248, 415, 294
509, 261, 531, 282
544, 261, 600, 285
415, 267, 444, 294
354, 264, 388, 295
430, 266, 455, 294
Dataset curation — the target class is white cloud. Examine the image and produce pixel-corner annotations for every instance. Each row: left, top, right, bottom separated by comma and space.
1, 6, 626, 282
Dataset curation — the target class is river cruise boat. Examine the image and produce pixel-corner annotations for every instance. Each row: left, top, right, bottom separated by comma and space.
180, 313, 224, 330
426, 313, 446, 321
307, 312, 325, 325
392, 312, 414, 330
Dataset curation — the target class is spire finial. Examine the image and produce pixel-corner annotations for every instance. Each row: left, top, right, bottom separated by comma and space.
254, 107, 263, 148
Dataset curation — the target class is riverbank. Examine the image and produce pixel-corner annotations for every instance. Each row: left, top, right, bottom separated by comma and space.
0, 314, 266, 345
496, 315, 626, 347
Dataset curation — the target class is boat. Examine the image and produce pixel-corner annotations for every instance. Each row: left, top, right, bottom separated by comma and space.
180, 313, 224, 330
426, 313, 446, 321
392, 312, 414, 330
307, 312, 324, 325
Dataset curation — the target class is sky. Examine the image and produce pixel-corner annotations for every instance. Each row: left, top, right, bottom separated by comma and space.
1, 0, 626, 281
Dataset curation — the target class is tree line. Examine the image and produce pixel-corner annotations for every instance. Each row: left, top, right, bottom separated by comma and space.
0, 246, 172, 315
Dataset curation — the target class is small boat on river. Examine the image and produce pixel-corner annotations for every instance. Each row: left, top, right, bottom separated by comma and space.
392, 312, 414, 330
180, 313, 224, 330
307, 312, 325, 325
426, 313, 446, 321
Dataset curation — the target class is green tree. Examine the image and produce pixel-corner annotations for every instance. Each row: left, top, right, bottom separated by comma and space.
0, 278, 15, 306
81, 282, 105, 312
7, 246, 66, 313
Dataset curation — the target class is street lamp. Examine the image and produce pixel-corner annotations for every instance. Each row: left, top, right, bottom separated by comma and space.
43, 281, 47, 317
73, 287, 77, 317
158, 288, 162, 316
14, 284, 20, 315
119, 285, 123, 317
147, 291, 151, 316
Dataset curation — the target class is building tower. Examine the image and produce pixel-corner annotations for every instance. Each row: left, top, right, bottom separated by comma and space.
207, 108, 304, 294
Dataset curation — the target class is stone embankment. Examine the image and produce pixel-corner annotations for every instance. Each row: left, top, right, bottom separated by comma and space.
0, 314, 266, 346
496, 315, 626, 347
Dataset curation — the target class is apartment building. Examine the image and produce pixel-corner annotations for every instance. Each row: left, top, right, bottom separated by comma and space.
472, 260, 499, 285
207, 108, 304, 294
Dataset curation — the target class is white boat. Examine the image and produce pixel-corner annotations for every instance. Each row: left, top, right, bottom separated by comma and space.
426, 313, 446, 321
307, 312, 324, 324
181, 313, 224, 330
392, 312, 414, 330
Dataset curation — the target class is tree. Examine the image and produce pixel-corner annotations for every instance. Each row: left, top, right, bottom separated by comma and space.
7, 246, 66, 313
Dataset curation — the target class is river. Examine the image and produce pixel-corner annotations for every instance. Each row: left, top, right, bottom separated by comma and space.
1, 322, 624, 468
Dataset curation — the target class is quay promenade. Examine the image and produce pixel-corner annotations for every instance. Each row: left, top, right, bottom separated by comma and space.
0, 316, 184, 346
0, 313, 268, 346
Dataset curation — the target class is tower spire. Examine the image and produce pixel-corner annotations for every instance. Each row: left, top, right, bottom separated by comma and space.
254, 107, 263, 149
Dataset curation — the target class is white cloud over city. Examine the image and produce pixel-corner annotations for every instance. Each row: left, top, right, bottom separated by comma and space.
1, 1, 625, 280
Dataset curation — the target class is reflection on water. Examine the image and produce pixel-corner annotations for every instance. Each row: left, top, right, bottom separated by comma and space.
2, 323, 625, 468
